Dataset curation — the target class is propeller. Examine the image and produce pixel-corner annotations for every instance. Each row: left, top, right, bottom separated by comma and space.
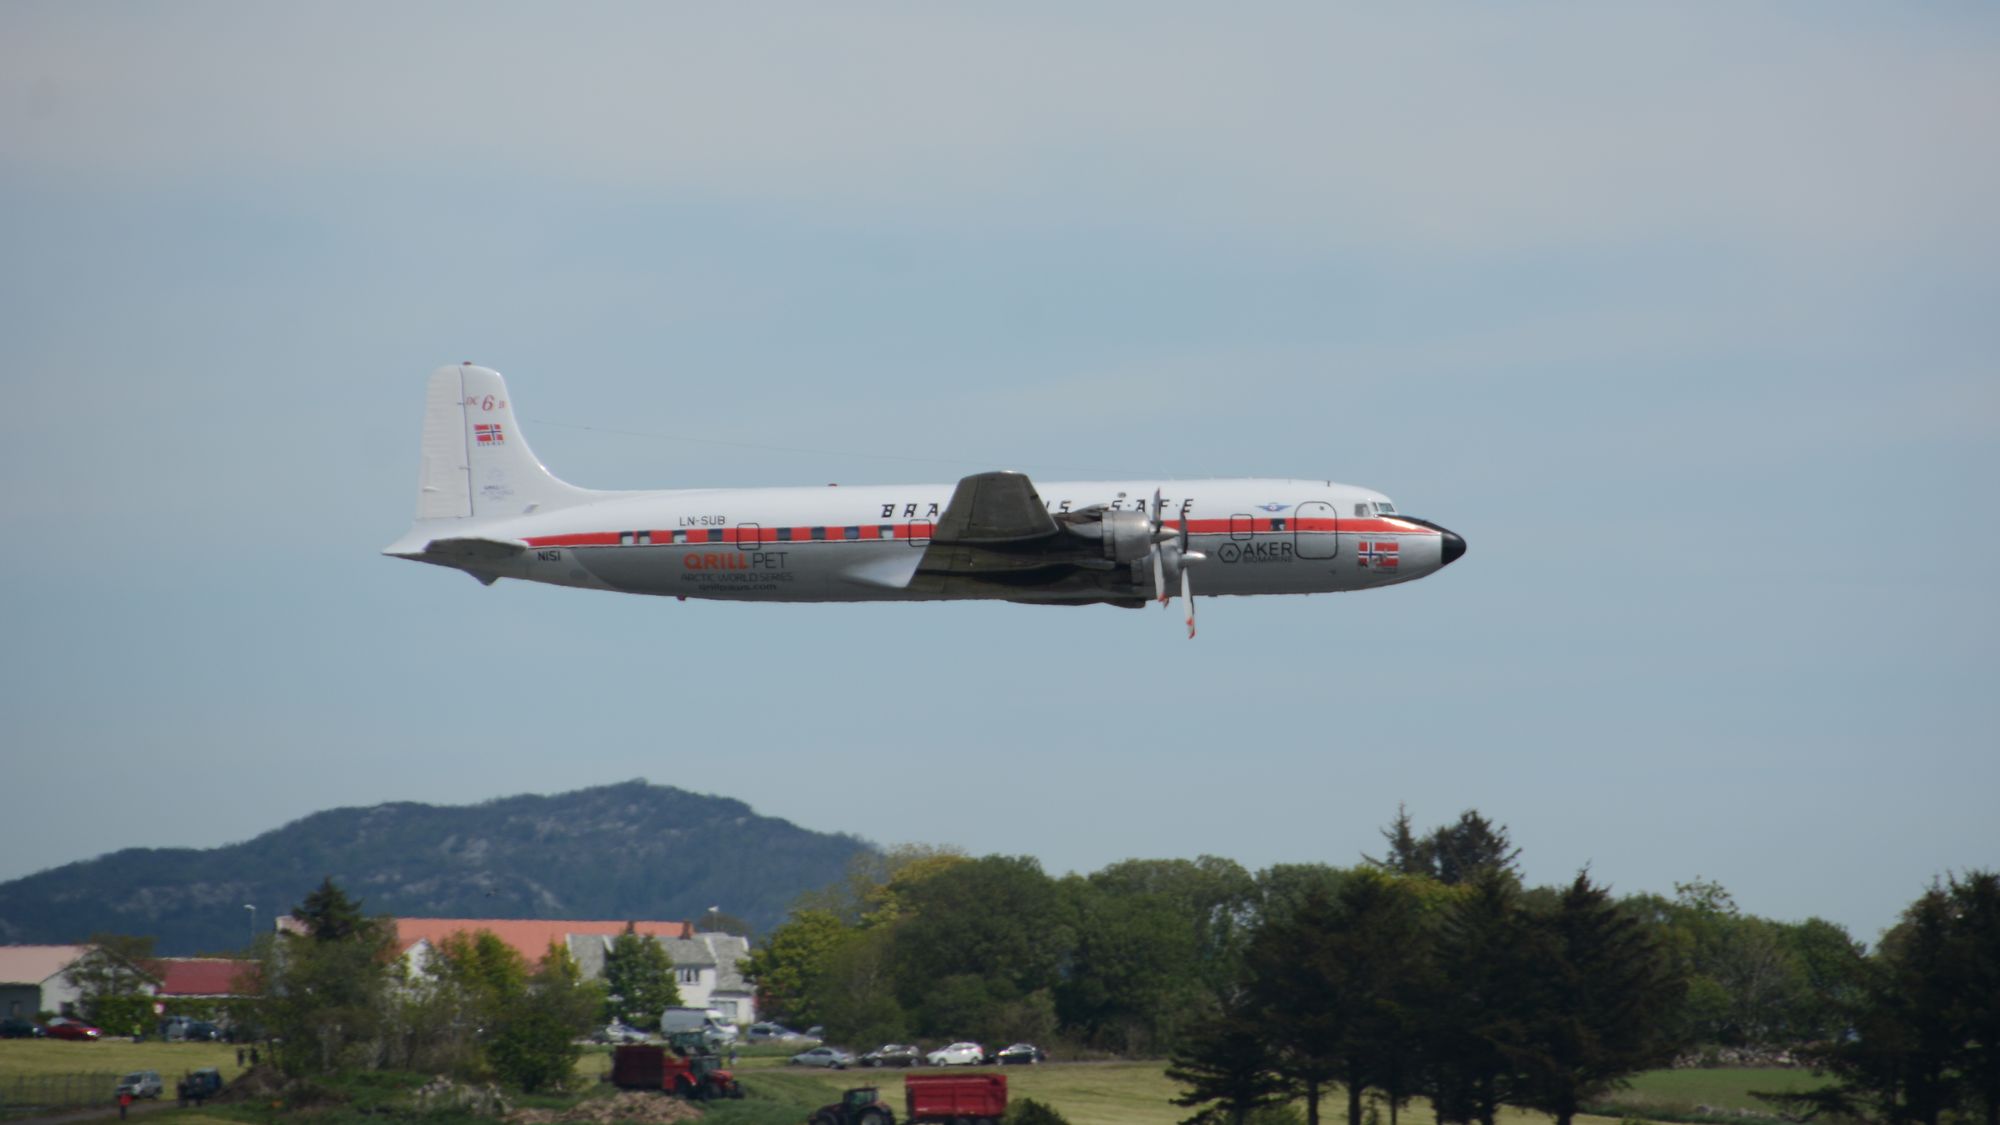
1148, 489, 1205, 639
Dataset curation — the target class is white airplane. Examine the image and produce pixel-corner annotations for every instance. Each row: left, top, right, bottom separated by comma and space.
384, 364, 1466, 637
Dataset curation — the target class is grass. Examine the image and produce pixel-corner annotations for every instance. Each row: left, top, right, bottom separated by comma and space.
725, 1061, 1634, 1125
0, 1039, 250, 1082
1591, 1068, 1822, 1122
4, 1040, 1778, 1125
0, 1040, 247, 1121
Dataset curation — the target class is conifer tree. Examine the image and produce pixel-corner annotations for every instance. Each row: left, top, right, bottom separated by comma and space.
1167, 995, 1288, 1125
1423, 870, 1539, 1125
1514, 872, 1681, 1125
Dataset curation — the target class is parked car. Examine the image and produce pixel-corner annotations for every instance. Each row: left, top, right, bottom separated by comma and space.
596, 1021, 653, 1043
748, 1021, 814, 1043
925, 1041, 986, 1067
43, 1017, 103, 1041
993, 1042, 1046, 1065
790, 1046, 857, 1069
179, 1068, 225, 1104
0, 1017, 45, 1038
116, 1071, 164, 1099
858, 1043, 924, 1067
160, 1015, 222, 1042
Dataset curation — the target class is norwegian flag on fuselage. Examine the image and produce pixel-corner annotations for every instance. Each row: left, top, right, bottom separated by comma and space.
1357, 539, 1399, 569
474, 423, 505, 445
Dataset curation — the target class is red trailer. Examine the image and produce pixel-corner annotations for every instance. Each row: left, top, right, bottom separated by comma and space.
610, 1043, 742, 1100
810, 1073, 1008, 1125
905, 1073, 1007, 1124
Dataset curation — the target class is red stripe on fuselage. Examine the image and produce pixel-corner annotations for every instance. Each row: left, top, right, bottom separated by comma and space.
522, 516, 1435, 549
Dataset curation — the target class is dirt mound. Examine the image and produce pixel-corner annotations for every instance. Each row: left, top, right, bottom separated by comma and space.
415, 1076, 512, 1116
206, 1065, 301, 1105
507, 1091, 704, 1124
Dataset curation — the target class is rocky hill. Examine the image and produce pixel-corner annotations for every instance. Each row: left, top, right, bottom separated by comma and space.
0, 781, 871, 954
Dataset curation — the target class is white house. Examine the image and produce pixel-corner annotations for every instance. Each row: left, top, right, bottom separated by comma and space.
0, 945, 89, 1019
566, 931, 757, 1025
368, 918, 757, 1026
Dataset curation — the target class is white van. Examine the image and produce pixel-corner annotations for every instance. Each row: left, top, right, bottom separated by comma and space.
660, 1007, 738, 1045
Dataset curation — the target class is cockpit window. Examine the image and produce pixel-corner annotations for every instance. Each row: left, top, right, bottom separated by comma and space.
1375, 501, 1397, 515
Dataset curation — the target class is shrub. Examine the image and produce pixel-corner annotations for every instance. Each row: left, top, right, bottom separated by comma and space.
1005, 1097, 1073, 1125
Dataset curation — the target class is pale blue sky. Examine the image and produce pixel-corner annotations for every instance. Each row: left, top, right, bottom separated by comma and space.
2, 3, 1995, 944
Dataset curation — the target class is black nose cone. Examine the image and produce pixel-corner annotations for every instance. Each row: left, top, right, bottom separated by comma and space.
1441, 528, 1467, 567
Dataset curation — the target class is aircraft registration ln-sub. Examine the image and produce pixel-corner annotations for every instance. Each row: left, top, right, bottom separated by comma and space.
383, 364, 1467, 638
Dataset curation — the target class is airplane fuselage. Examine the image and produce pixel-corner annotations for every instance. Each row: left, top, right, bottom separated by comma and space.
429, 478, 1454, 603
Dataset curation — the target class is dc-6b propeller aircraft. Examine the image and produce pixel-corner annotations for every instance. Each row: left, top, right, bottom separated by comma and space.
385, 364, 1466, 637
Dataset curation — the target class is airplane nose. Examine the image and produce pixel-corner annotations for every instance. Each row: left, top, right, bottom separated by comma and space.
1440, 528, 1467, 567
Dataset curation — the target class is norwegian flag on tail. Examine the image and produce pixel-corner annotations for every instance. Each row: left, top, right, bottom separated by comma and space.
474, 423, 505, 445
1357, 539, 1400, 569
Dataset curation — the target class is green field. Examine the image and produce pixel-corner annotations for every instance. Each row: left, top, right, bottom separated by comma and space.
726, 1060, 1627, 1125
1591, 1068, 1822, 1121
0, 1038, 248, 1082
3, 1040, 1787, 1125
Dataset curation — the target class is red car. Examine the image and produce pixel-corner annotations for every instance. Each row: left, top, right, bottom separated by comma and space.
42, 1018, 103, 1041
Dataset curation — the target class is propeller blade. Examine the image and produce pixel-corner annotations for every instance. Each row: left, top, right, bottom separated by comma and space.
1153, 548, 1168, 606
1182, 566, 1196, 639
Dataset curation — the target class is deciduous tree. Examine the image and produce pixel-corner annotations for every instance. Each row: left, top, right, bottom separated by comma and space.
602, 927, 681, 1031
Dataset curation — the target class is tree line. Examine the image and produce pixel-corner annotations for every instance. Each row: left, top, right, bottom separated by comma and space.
242, 878, 690, 1091
744, 809, 1998, 1125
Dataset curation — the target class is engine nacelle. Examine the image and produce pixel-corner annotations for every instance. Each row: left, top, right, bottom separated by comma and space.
1059, 508, 1156, 564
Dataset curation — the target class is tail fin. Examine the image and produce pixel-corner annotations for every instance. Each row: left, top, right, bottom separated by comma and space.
413, 363, 597, 520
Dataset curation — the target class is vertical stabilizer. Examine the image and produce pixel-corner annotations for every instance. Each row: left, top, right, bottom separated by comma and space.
413, 363, 597, 521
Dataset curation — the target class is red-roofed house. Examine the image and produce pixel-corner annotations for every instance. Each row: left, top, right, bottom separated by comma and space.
391, 918, 693, 965
384, 919, 755, 1024
154, 958, 256, 1000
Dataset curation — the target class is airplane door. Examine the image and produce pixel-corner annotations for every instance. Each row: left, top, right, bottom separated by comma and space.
1295, 501, 1338, 559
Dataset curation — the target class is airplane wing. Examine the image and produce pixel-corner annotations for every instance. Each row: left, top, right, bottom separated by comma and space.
890, 471, 1129, 599
845, 471, 1064, 593
931, 471, 1059, 543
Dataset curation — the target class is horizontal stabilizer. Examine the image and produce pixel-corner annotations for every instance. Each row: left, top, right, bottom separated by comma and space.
389, 536, 528, 563
422, 536, 527, 562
